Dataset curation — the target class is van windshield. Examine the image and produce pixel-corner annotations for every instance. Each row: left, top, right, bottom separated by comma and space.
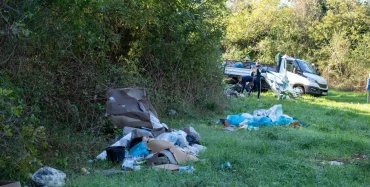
296, 59, 316, 74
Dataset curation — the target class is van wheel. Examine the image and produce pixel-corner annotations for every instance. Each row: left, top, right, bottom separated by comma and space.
294, 86, 304, 95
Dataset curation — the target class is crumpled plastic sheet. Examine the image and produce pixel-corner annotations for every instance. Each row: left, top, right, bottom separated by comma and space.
32, 166, 66, 187
122, 156, 144, 171
266, 104, 283, 121
150, 111, 169, 129
180, 144, 207, 156
264, 71, 299, 99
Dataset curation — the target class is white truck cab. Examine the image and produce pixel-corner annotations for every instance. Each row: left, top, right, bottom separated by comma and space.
278, 54, 328, 96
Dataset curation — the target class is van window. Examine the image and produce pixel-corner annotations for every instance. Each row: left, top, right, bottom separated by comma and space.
293, 60, 301, 73
286, 60, 294, 72
296, 59, 315, 74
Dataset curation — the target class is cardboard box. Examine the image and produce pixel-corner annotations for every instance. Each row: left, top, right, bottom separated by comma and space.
0, 181, 21, 187
106, 88, 158, 129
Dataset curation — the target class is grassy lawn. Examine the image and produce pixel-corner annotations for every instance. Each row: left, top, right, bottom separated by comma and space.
68, 90, 370, 186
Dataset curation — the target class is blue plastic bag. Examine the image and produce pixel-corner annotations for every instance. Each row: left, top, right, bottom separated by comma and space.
226, 114, 245, 126
130, 142, 149, 157
274, 115, 294, 126
233, 62, 243, 68
248, 116, 273, 127
260, 116, 274, 127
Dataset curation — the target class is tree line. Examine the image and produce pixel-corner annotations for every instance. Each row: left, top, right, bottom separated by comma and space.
223, 0, 370, 90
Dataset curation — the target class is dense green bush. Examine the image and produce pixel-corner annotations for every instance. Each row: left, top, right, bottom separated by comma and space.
0, 0, 227, 181
0, 79, 47, 180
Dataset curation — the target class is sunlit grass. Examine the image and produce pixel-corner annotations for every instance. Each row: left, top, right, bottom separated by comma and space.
68, 90, 370, 186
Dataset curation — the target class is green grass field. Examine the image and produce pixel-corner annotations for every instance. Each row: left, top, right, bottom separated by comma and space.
69, 90, 370, 186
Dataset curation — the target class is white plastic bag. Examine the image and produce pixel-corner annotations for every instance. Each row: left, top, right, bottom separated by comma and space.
32, 167, 66, 187
266, 104, 283, 121
155, 130, 188, 147
155, 132, 178, 144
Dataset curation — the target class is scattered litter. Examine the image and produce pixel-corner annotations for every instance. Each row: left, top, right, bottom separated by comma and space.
353, 154, 368, 160
182, 127, 201, 144
179, 166, 195, 174
223, 125, 246, 131
247, 126, 259, 131
224, 126, 236, 131
168, 109, 177, 115
221, 162, 232, 169
106, 146, 126, 163
153, 164, 180, 171
81, 168, 90, 175
225, 84, 243, 97
321, 161, 343, 166
32, 166, 66, 187
180, 144, 207, 156
122, 156, 144, 171
155, 130, 188, 147
328, 161, 343, 165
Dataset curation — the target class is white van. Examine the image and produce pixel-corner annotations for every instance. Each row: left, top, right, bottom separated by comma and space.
277, 54, 328, 96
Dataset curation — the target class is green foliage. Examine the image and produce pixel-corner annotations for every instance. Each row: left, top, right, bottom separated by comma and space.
0, 0, 227, 181
0, 82, 47, 180
222, 0, 370, 90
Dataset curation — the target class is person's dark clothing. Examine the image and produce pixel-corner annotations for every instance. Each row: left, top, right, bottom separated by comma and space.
240, 76, 253, 93
248, 65, 262, 99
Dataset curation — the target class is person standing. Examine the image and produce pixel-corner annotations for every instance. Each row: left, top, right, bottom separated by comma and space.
248, 62, 262, 99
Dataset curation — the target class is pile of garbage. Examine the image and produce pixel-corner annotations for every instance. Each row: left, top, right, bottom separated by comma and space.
224, 83, 245, 97
96, 88, 205, 172
219, 104, 305, 131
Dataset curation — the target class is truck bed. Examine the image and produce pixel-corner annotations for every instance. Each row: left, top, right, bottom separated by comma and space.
223, 66, 272, 91
224, 66, 252, 76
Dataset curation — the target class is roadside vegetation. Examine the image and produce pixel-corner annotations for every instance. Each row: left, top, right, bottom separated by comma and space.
1, 0, 370, 185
